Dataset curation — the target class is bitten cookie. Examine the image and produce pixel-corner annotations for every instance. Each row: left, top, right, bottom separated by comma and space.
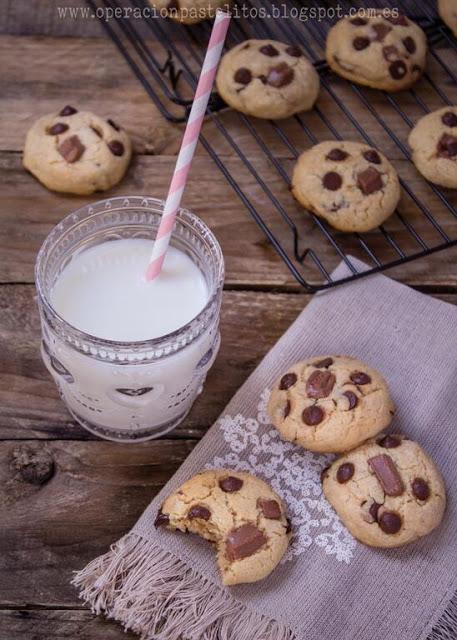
268, 355, 394, 454
155, 469, 290, 586
216, 39, 320, 119
438, 0, 457, 37
408, 106, 457, 188
322, 435, 446, 548
149, 0, 230, 24
291, 141, 401, 232
23, 106, 132, 195
326, 10, 427, 91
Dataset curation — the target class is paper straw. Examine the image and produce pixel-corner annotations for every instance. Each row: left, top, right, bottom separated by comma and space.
145, 10, 231, 281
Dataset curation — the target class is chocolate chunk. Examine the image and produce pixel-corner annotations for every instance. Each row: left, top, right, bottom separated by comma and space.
57, 135, 85, 163
47, 122, 69, 135
188, 505, 211, 520
226, 524, 267, 560
108, 140, 125, 156
259, 44, 279, 57
279, 372, 297, 390
386, 13, 408, 26
323, 171, 342, 191
368, 454, 404, 497
284, 400, 291, 418
258, 498, 281, 519
389, 60, 407, 80
258, 74, 267, 84
59, 105, 78, 116
234, 67, 252, 85
154, 510, 169, 527
403, 36, 416, 54
363, 149, 381, 164
219, 476, 243, 492
285, 45, 302, 57
378, 510, 402, 534
350, 371, 371, 385
326, 148, 348, 161
412, 477, 430, 501
314, 357, 334, 368
242, 43, 250, 50
442, 112, 457, 127
357, 167, 383, 195
302, 405, 324, 426
437, 133, 457, 158
306, 370, 335, 399
285, 517, 292, 534
378, 435, 401, 448
90, 125, 103, 138
343, 390, 358, 410
336, 462, 354, 484
369, 500, 381, 522
350, 17, 367, 26
382, 45, 399, 62
266, 62, 294, 88
353, 37, 370, 51
108, 118, 120, 131
372, 23, 392, 41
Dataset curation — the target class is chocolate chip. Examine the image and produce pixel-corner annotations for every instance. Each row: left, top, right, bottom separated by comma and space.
412, 64, 422, 74
437, 133, 457, 158
336, 462, 354, 484
323, 171, 342, 191
389, 60, 407, 80
108, 118, 121, 131
284, 400, 291, 418
412, 477, 430, 501
259, 44, 279, 57
234, 67, 252, 85
357, 167, 383, 195
326, 148, 349, 161
353, 37, 370, 51
266, 62, 294, 88
382, 45, 399, 62
108, 140, 125, 156
242, 43, 250, 50
306, 370, 336, 399
314, 357, 334, 368
90, 126, 103, 138
285, 45, 302, 57
378, 510, 402, 534
368, 454, 404, 497
279, 372, 297, 390
226, 524, 267, 561
188, 505, 211, 520
59, 105, 78, 116
350, 371, 371, 385
219, 476, 243, 492
350, 17, 367, 26
154, 510, 169, 527
386, 13, 408, 26
363, 149, 381, 164
369, 501, 381, 522
258, 498, 281, 519
378, 435, 401, 448
285, 517, 292, 534
442, 111, 457, 127
320, 465, 330, 483
372, 23, 392, 41
57, 135, 85, 163
343, 391, 358, 410
302, 405, 324, 426
47, 122, 69, 135
403, 36, 416, 54
258, 74, 267, 84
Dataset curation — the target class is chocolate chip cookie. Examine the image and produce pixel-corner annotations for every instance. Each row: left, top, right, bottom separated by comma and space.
326, 10, 427, 91
438, 0, 457, 37
23, 106, 132, 195
268, 355, 394, 454
408, 106, 457, 188
322, 435, 446, 547
216, 39, 320, 119
155, 469, 290, 585
149, 0, 230, 24
291, 141, 401, 232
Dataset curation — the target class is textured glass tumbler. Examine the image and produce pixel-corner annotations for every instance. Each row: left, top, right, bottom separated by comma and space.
35, 196, 224, 442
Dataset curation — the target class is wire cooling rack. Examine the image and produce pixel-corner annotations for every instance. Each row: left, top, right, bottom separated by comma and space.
89, 0, 457, 291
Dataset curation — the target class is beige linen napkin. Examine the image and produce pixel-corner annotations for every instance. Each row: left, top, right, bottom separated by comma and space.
74, 259, 457, 640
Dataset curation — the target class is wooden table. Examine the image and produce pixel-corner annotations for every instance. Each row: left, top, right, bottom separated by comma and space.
1, 3, 457, 638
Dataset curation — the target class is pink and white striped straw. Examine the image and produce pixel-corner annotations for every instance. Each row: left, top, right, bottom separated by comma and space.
145, 9, 231, 281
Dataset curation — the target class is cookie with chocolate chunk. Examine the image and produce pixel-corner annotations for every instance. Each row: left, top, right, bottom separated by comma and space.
322, 436, 446, 547
438, 0, 457, 38
268, 355, 394, 453
408, 106, 457, 188
148, 0, 230, 24
216, 39, 320, 119
291, 141, 400, 232
326, 9, 427, 91
155, 469, 290, 586
23, 107, 131, 195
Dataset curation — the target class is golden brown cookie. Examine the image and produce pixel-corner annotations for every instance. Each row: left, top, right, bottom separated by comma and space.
149, 0, 230, 24
438, 0, 457, 37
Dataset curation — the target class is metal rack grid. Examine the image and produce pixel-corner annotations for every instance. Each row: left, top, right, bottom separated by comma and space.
89, 0, 457, 291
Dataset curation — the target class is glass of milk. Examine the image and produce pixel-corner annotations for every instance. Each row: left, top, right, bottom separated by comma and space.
35, 196, 224, 442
